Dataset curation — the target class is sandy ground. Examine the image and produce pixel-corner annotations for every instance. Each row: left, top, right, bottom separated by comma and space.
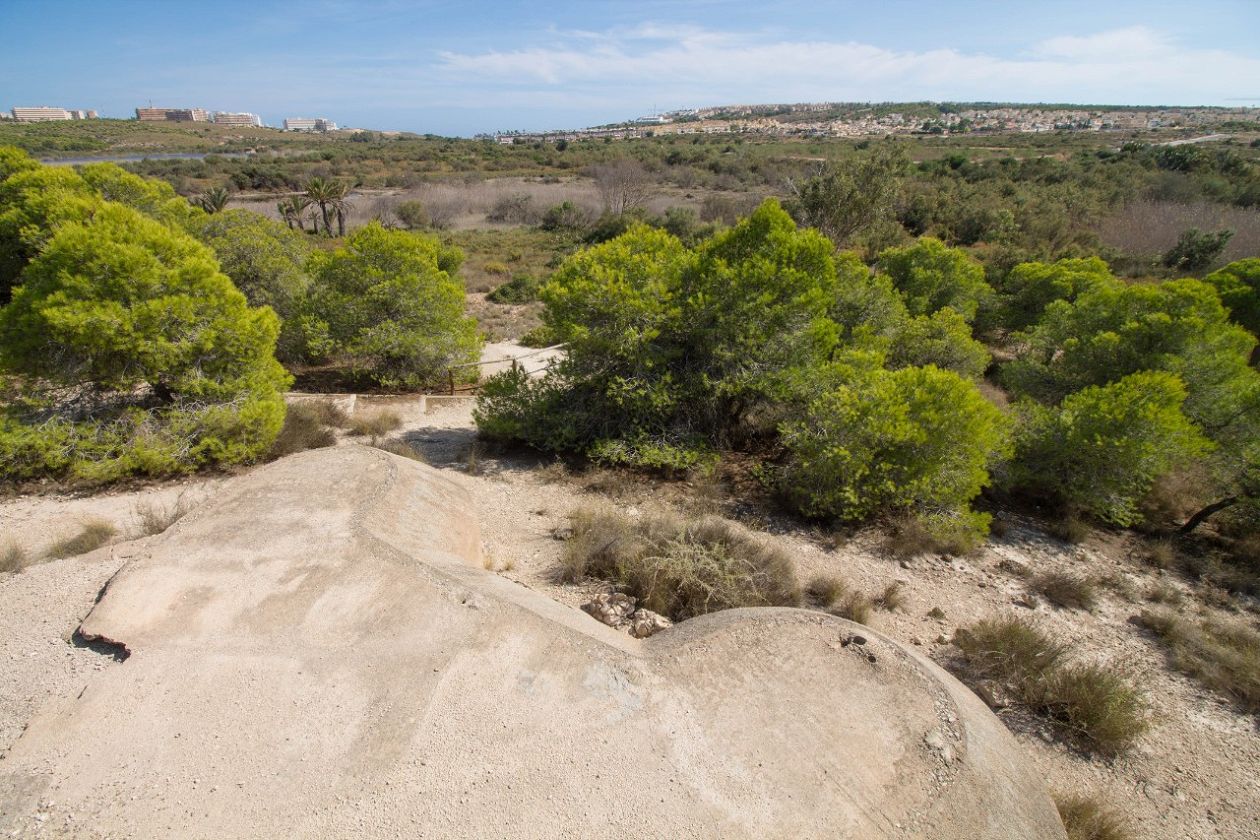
2, 395, 1259, 838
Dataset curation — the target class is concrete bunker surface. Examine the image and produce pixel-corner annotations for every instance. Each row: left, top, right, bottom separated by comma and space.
0, 446, 1066, 839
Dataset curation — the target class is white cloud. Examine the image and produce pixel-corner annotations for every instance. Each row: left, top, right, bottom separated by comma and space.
434, 25, 1260, 109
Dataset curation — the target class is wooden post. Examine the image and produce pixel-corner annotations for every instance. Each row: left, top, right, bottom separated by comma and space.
448, 369, 455, 396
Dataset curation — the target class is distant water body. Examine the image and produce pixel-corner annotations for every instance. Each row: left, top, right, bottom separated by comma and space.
40, 151, 254, 165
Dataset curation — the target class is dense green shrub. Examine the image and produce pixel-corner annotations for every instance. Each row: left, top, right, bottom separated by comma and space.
877, 236, 993, 322
885, 308, 990, 380
303, 223, 480, 388
1162, 227, 1233, 271
1206, 258, 1260, 337
777, 363, 1011, 541
394, 199, 430, 230
0, 202, 289, 483
998, 256, 1118, 331
190, 209, 311, 319
1012, 372, 1210, 525
486, 273, 545, 304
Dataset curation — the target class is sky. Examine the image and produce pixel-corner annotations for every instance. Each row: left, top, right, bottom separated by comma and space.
3, 0, 1260, 137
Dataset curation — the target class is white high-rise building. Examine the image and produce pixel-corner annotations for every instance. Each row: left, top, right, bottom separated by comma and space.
213, 112, 263, 127
284, 117, 336, 132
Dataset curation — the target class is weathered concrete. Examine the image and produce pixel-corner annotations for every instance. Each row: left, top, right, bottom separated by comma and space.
0, 446, 1066, 839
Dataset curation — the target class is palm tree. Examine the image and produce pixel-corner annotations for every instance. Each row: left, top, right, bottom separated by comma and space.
195, 187, 230, 214
328, 180, 351, 237
278, 195, 314, 233
303, 177, 342, 236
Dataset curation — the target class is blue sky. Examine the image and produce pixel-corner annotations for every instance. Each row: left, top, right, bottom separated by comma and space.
3, 0, 1259, 136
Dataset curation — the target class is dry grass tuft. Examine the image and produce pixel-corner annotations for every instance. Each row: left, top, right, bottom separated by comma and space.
347, 410, 403, 438
1145, 581, 1185, 606
954, 615, 1147, 755
271, 402, 339, 457
874, 581, 906, 612
372, 438, 426, 461
47, 519, 117, 560
1141, 539, 1178, 571
832, 591, 874, 625
805, 575, 848, 608
1054, 793, 1134, 840
1047, 515, 1091, 544
1136, 609, 1260, 713
1031, 571, 1099, 611
301, 400, 351, 429
133, 495, 192, 537
562, 507, 801, 621
1, 541, 30, 575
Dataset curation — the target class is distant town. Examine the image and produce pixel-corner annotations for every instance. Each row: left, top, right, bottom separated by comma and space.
6, 100, 1260, 142
487, 102, 1260, 144
3, 105, 338, 132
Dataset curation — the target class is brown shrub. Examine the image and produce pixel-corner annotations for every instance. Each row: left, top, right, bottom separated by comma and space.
1136, 609, 1260, 713
372, 438, 426, 462
954, 615, 1147, 755
1, 541, 29, 575
1031, 571, 1099, 611
346, 410, 403, 438
271, 403, 338, 457
1054, 793, 1133, 840
562, 507, 800, 621
1048, 515, 1091, 544
874, 581, 906, 612
133, 495, 192, 537
47, 519, 116, 560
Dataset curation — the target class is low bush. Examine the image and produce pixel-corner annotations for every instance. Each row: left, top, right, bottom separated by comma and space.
954, 615, 1148, 755
486, 273, 545, 304
562, 507, 800, 621
372, 438, 425, 461
874, 581, 906, 612
1031, 571, 1099, 611
269, 402, 338, 457
47, 518, 116, 559
1136, 610, 1260, 712
804, 574, 873, 624
1, 541, 28, 574
1054, 793, 1133, 840
133, 495, 192, 537
346, 410, 403, 438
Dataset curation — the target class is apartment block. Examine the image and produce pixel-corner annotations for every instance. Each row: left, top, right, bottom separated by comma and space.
11, 106, 96, 122
284, 117, 336, 132
213, 111, 263, 127
135, 107, 210, 122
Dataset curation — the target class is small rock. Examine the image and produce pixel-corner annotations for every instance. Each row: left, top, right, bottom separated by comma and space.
974, 680, 1012, 710
627, 608, 672, 638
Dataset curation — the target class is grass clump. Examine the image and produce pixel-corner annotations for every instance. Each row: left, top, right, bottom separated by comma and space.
883, 513, 981, 558
1031, 570, 1099, 611
346, 410, 403, 438
47, 518, 117, 559
1054, 793, 1133, 840
132, 495, 192, 536
954, 615, 1148, 755
562, 507, 800, 621
372, 438, 425, 462
1, 541, 29, 574
804, 574, 873, 624
1048, 515, 1091, 544
1136, 609, 1260, 713
270, 402, 339, 457
874, 581, 906, 612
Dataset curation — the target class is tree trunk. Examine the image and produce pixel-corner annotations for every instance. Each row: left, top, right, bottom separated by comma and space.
1179, 496, 1240, 534
337, 208, 345, 237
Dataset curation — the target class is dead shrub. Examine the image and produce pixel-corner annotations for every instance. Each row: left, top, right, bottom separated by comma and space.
1054, 793, 1133, 840
954, 615, 1147, 755
1141, 539, 1178, 571
1031, 571, 1099, 611
1145, 581, 1185, 606
1136, 609, 1260, 713
832, 591, 873, 625
805, 575, 848, 608
1048, 515, 1091, 544
47, 519, 116, 559
301, 400, 350, 429
562, 507, 800, 621
271, 403, 338, 457
372, 438, 425, 462
133, 495, 192, 537
1, 541, 29, 574
874, 581, 906, 612
347, 410, 403, 438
